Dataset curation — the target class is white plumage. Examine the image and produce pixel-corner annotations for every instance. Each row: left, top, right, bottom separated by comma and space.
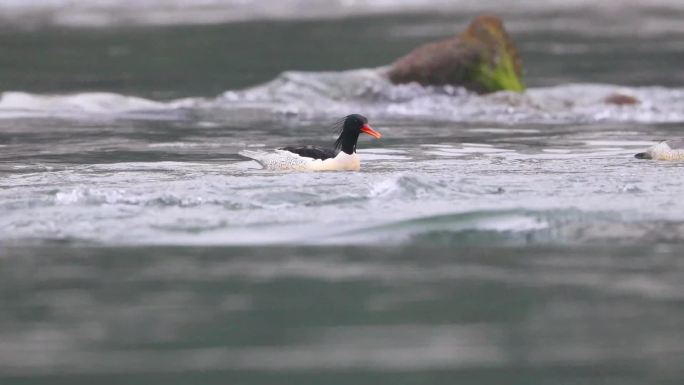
240, 149, 361, 171
636, 140, 684, 160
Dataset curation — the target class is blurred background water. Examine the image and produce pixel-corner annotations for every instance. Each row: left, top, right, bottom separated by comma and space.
1, 1, 683, 384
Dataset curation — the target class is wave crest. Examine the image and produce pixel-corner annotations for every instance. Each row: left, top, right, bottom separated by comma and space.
2, 69, 684, 123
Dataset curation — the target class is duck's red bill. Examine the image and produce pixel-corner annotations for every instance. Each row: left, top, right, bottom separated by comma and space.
361, 124, 382, 139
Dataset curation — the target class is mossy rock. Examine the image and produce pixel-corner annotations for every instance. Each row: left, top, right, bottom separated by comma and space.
387, 15, 524, 93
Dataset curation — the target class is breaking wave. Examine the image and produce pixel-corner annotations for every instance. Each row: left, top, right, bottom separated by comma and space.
2, 69, 684, 124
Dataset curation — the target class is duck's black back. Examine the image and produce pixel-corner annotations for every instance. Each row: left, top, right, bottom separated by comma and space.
280, 146, 336, 160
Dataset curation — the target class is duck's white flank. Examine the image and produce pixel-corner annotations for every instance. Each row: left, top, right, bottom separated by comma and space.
640, 140, 684, 160
240, 149, 361, 171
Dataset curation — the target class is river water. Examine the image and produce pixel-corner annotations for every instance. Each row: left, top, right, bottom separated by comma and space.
1, 2, 683, 384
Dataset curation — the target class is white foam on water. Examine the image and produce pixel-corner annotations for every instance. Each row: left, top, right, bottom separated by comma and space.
0, 91, 166, 113
2, 70, 684, 124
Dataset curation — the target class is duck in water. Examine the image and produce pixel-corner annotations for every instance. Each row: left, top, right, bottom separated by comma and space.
635, 139, 684, 160
240, 114, 381, 171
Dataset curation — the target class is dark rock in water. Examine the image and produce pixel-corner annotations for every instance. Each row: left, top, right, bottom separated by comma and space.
387, 15, 524, 94
604, 93, 640, 105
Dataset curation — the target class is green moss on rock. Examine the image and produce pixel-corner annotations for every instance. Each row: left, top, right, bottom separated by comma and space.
473, 50, 525, 92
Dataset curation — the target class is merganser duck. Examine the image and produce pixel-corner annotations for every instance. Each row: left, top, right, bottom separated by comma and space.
240, 114, 381, 171
635, 139, 684, 160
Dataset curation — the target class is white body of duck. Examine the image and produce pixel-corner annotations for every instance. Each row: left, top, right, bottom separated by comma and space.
240, 149, 361, 171
635, 139, 684, 160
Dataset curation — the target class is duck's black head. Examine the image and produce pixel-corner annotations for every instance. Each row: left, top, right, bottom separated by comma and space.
333, 114, 381, 155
